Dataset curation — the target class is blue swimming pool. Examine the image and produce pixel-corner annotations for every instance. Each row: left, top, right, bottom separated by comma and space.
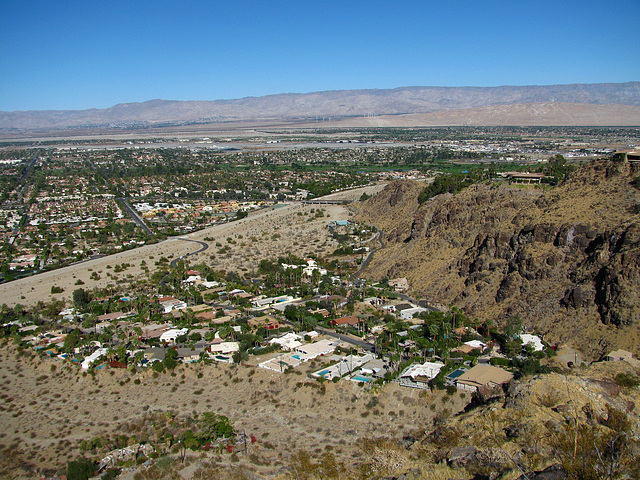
292, 354, 301, 359
447, 369, 465, 379
352, 375, 371, 382
317, 369, 330, 377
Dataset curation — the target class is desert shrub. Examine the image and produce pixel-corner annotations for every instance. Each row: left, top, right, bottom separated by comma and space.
538, 390, 561, 408
357, 438, 408, 478
614, 372, 640, 389
551, 407, 640, 480
490, 357, 511, 367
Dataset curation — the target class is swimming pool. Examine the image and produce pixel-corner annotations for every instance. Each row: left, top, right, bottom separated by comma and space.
292, 354, 301, 360
316, 369, 330, 377
447, 369, 465, 379
352, 375, 371, 382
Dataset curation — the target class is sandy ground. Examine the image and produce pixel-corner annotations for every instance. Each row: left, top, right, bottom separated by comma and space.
0, 342, 467, 479
0, 184, 384, 308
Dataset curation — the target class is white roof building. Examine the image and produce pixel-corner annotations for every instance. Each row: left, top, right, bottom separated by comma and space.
160, 328, 189, 343
401, 362, 445, 381
269, 332, 303, 351
209, 342, 240, 354
293, 339, 340, 361
399, 306, 427, 320
464, 340, 487, 350
520, 334, 544, 352
81, 348, 109, 370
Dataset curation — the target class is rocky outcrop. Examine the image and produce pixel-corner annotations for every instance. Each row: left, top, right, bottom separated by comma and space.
355, 159, 640, 356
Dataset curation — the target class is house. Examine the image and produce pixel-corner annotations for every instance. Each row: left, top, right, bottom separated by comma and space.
139, 323, 172, 339
309, 308, 330, 318
209, 341, 240, 355
606, 349, 633, 362
142, 347, 166, 364
251, 295, 295, 308
195, 311, 218, 322
503, 171, 545, 184
520, 334, 544, 352
399, 306, 427, 321
269, 332, 303, 351
452, 340, 487, 355
399, 361, 445, 389
97, 311, 131, 323
359, 358, 387, 378
293, 339, 340, 360
452, 344, 479, 355
456, 364, 513, 392
159, 328, 189, 343
248, 315, 280, 331
177, 347, 203, 362
183, 275, 202, 285
157, 296, 187, 313
330, 315, 362, 327
389, 277, 409, 292
81, 347, 109, 370
363, 297, 383, 307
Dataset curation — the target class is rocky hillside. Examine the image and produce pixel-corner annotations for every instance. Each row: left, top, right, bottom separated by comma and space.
354, 159, 640, 358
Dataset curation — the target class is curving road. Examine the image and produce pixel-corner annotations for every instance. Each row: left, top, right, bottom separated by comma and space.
170, 238, 209, 268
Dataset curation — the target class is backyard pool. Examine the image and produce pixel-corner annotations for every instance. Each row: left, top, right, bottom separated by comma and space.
352, 375, 371, 382
447, 369, 465, 379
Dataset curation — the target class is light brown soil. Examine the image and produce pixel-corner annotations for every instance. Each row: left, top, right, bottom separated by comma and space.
0, 342, 466, 478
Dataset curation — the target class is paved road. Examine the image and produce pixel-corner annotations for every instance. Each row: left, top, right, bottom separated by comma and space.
280, 316, 375, 352
118, 198, 153, 235
314, 325, 375, 352
350, 226, 385, 281
170, 238, 209, 268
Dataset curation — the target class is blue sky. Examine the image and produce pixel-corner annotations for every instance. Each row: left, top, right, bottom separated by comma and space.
1, 0, 638, 111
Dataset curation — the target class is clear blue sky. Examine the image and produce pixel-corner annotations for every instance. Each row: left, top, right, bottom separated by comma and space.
1, 0, 638, 111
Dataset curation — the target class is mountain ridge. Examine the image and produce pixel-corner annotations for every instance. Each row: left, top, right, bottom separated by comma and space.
2, 82, 639, 130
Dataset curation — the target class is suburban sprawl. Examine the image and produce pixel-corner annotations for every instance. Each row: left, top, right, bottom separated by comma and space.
1, 125, 639, 480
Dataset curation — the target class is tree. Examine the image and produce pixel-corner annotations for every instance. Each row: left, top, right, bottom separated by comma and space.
198, 412, 234, 442
67, 458, 97, 480
63, 330, 81, 353
73, 288, 90, 309
164, 347, 178, 370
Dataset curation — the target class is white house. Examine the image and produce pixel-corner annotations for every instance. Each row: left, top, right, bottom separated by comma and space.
209, 342, 240, 354
520, 334, 544, 352
399, 361, 445, 389
464, 340, 487, 350
399, 306, 427, 320
269, 332, 303, 351
158, 297, 187, 313
160, 328, 189, 343
81, 348, 109, 370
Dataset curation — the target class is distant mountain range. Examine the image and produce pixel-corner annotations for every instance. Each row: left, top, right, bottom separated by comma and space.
2, 82, 640, 130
